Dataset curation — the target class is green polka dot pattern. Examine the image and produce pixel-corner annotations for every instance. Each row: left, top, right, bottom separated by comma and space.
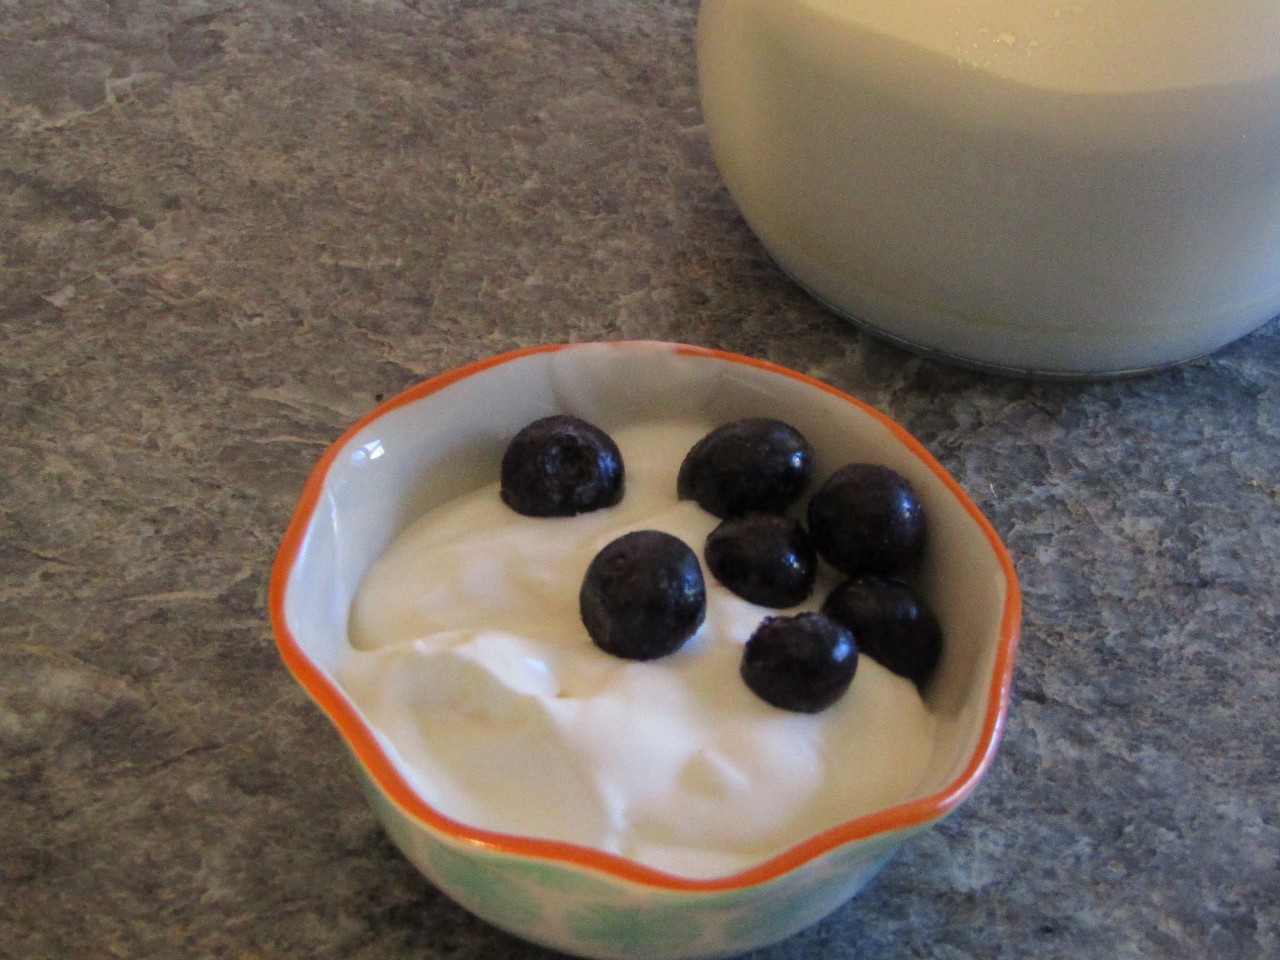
352, 762, 909, 960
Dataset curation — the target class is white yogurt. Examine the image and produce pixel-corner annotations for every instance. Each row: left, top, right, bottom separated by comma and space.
697, 1, 1280, 374
339, 421, 937, 879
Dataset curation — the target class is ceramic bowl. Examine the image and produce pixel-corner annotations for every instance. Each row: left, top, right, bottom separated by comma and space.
269, 341, 1021, 960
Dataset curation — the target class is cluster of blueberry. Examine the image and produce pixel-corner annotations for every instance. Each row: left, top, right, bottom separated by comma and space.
499, 415, 941, 713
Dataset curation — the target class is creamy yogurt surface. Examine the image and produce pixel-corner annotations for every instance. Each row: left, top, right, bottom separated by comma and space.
339, 420, 937, 879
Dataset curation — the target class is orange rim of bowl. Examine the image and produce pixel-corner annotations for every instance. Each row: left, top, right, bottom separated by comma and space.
268, 340, 1022, 892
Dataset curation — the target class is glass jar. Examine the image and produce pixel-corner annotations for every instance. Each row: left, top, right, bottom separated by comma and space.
698, 1, 1280, 375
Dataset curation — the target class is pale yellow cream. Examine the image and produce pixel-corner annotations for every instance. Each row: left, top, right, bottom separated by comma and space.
698, 1, 1280, 372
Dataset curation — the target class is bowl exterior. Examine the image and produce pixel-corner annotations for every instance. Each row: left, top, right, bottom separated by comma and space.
355, 760, 915, 960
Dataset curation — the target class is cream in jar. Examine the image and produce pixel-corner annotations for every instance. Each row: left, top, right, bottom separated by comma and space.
697, 0, 1280, 374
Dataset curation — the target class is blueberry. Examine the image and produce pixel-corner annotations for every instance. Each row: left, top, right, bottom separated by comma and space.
677, 418, 814, 518
822, 576, 942, 686
739, 613, 857, 713
500, 415, 624, 517
704, 513, 817, 608
580, 530, 706, 661
806, 463, 926, 577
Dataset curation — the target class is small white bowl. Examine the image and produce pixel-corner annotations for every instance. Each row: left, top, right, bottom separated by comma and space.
270, 341, 1021, 960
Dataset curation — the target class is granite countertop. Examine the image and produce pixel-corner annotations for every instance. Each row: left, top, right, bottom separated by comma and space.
3, 3, 1278, 958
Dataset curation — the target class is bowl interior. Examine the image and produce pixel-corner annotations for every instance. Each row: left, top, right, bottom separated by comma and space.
274, 341, 1019, 883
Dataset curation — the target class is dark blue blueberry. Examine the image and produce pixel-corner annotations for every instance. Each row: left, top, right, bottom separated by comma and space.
579, 530, 706, 661
677, 418, 814, 518
739, 612, 857, 713
500, 414, 624, 517
822, 576, 942, 686
806, 463, 926, 577
704, 513, 817, 608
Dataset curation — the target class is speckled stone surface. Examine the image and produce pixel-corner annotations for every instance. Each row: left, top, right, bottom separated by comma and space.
3, 2, 1278, 958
